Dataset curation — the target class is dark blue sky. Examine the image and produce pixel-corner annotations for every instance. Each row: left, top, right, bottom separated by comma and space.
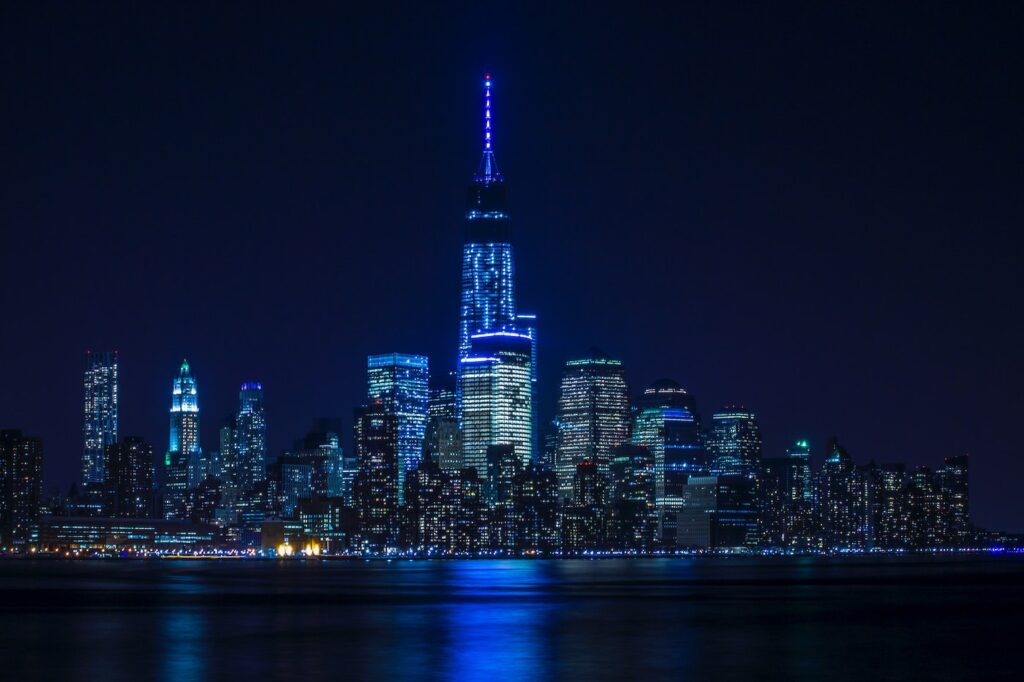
1, 3, 1021, 531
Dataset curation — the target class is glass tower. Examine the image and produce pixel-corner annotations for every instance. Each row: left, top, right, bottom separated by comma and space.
82, 350, 118, 486
367, 353, 429, 504
555, 348, 630, 501
705, 406, 763, 479
631, 379, 706, 505
236, 382, 267, 491
458, 75, 519, 413
460, 331, 533, 476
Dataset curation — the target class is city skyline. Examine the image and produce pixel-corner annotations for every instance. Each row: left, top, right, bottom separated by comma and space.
1, 3, 1021, 534
0, 73, 1007, 555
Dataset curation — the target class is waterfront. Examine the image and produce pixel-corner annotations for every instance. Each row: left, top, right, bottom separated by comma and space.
0, 555, 1020, 680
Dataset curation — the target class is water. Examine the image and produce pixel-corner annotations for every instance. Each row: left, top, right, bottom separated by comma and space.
0, 556, 1019, 680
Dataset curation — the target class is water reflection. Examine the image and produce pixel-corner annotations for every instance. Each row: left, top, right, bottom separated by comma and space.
442, 562, 554, 681
160, 570, 208, 682
0, 557, 1020, 681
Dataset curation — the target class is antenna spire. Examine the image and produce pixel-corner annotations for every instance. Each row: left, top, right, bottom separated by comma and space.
475, 73, 502, 183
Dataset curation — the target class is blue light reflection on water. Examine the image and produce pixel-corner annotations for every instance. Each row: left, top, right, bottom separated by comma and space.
0, 556, 1021, 681
442, 561, 555, 681
160, 570, 208, 682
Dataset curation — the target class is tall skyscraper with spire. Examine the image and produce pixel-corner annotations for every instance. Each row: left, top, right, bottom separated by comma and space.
459, 74, 519, 374
165, 360, 200, 519
457, 74, 537, 444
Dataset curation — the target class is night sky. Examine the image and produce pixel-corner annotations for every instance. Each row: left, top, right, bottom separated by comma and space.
1, 3, 1021, 531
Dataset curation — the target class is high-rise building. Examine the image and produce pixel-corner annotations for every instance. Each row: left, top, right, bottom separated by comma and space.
938, 454, 969, 544
678, 475, 758, 550
631, 379, 706, 504
0, 430, 43, 547
906, 465, 943, 548
234, 382, 267, 536
82, 350, 118, 486
165, 360, 200, 520
706, 406, 763, 478
863, 461, 908, 549
515, 312, 539, 456
105, 436, 155, 518
428, 376, 457, 423
426, 377, 461, 472
291, 419, 346, 499
782, 439, 815, 548
561, 460, 607, 552
460, 331, 534, 474
813, 438, 867, 550
367, 353, 429, 504
512, 464, 559, 553
458, 75, 517, 368
555, 348, 630, 500
268, 456, 313, 519
236, 382, 267, 491
353, 401, 399, 552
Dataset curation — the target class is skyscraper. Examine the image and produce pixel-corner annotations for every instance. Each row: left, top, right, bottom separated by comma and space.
105, 436, 155, 518
813, 438, 867, 550
631, 379, 706, 504
705, 406, 763, 478
938, 454, 969, 544
165, 359, 200, 519
82, 350, 118, 486
515, 312, 539, 457
367, 353, 429, 503
353, 401, 399, 552
426, 375, 463, 473
460, 331, 534, 475
0, 430, 43, 547
555, 348, 630, 500
234, 381, 267, 528
458, 75, 517, 365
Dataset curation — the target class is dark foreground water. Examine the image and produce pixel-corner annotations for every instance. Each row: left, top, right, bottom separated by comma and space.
0, 556, 1020, 681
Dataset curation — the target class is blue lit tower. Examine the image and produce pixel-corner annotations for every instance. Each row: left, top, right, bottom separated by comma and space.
82, 350, 118, 486
631, 380, 706, 505
367, 353, 429, 504
164, 360, 200, 519
458, 75, 519, 406
236, 382, 267, 491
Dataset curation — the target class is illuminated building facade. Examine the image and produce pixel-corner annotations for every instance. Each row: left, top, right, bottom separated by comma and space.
706, 406, 763, 478
813, 438, 868, 550
555, 348, 630, 500
458, 75, 517, 365
678, 475, 758, 549
236, 382, 267, 491
460, 331, 533, 474
353, 402, 399, 552
938, 454, 969, 544
367, 353, 429, 503
631, 379, 706, 505
512, 464, 560, 553
0, 430, 43, 547
83, 350, 118, 486
165, 359, 200, 520
906, 465, 944, 548
291, 419, 346, 499
561, 460, 607, 551
235, 382, 267, 537
105, 436, 154, 518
